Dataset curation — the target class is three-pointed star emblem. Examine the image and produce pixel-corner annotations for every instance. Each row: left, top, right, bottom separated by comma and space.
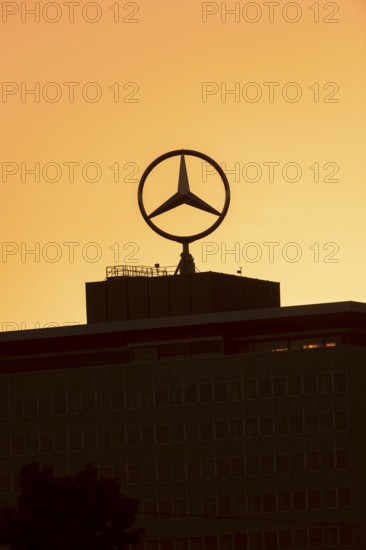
148, 154, 221, 219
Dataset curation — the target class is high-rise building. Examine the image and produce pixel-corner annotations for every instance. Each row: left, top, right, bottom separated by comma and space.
0, 265, 365, 549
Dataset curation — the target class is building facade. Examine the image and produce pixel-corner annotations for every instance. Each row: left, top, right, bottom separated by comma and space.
0, 271, 365, 549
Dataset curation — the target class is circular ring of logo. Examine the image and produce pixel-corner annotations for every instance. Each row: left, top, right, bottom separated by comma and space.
138, 149, 230, 244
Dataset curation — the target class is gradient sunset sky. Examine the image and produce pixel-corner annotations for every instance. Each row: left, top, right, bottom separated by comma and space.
0, 0, 365, 328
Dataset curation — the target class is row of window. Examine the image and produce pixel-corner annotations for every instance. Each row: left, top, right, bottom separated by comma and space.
246, 450, 351, 475
123, 450, 351, 483
107, 413, 350, 446
140, 526, 353, 550
0, 371, 349, 418
0, 413, 350, 456
142, 487, 352, 520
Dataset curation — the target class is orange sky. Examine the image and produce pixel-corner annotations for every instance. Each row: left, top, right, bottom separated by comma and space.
0, 0, 365, 329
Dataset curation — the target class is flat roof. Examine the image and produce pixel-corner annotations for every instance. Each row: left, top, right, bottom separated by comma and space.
1, 300, 366, 343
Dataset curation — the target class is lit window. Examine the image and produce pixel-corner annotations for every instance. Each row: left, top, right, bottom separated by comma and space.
272, 340, 288, 352
325, 336, 338, 347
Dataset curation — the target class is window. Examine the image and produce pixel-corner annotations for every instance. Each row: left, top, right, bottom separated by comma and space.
170, 386, 182, 405
231, 457, 244, 477
214, 382, 227, 401
157, 463, 171, 482
304, 375, 316, 394
279, 530, 292, 549
99, 430, 111, 449
308, 490, 321, 509
245, 418, 258, 437
272, 341, 288, 352
161, 541, 173, 550
276, 454, 290, 473
159, 342, 188, 358
217, 458, 230, 478
325, 336, 337, 347
293, 491, 306, 510
261, 455, 274, 474
335, 410, 349, 431
260, 417, 273, 437
291, 453, 304, 472
324, 527, 337, 546
218, 497, 231, 516
323, 488, 336, 508
274, 378, 286, 396
40, 434, 53, 453
202, 497, 217, 519
202, 459, 215, 478
141, 426, 154, 445
278, 492, 291, 511
215, 421, 228, 440
246, 457, 259, 476
322, 450, 335, 470
159, 500, 172, 520
338, 487, 352, 507
339, 526, 353, 545
155, 387, 168, 407
262, 493, 276, 513
306, 451, 320, 470
290, 415, 303, 434
174, 500, 187, 517
156, 425, 169, 444
229, 419, 243, 438
127, 465, 140, 484
10, 399, 23, 418
264, 531, 278, 550
228, 380, 242, 400
84, 431, 96, 449
293, 529, 307, 548
187, 461, 201, 479
132, 346, 157, 363
275, 416, 288, 435
97, 392, 110, 411
309, 528, 322, 547
288, 376, 302, 395
184, 385, 197, 404
186, 423, 199, 441
171, 424, 184, 443
244, 379, 257, 399
126, 427, 140, 446
201, 422, 214, 441
336, 449, 350, 469
247, 494, 261, 513
172, 461, 185, 481
318, 373, 332, 393
69, 432, 82, 451
139, 388, 153, 408
82, 393, 95, 412
25, 398, 37, 417
11, 437, 24, 455
334, 372, 347, 392
305, 413, 318, 433
259, 379, 272, 398
319, 412, 333, 432
199, 384, 212, 402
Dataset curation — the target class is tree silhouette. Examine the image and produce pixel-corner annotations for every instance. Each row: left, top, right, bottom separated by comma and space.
0, 463, 144, 550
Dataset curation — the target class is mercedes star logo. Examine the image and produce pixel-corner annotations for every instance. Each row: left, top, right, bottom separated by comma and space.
138, 149, 230, 245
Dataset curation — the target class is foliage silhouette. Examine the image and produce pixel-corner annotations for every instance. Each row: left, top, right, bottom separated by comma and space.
0, 463, 144, 550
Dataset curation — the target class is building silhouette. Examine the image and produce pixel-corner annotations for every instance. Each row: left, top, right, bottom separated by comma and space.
0, 266, 365, 549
